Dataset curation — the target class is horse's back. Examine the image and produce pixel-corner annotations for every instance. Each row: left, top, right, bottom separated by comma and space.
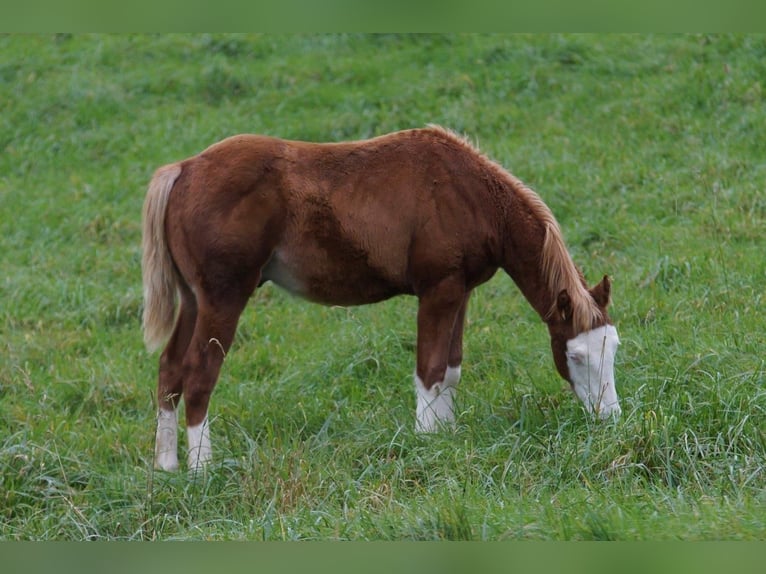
166, 128, 504, 305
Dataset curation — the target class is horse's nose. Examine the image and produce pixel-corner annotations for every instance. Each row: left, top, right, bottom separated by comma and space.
598, 401, 622, 420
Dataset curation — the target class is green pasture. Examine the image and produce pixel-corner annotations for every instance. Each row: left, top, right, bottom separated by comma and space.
1, 34, 765, 540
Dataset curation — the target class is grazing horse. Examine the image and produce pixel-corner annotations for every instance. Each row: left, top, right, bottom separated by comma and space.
142, 126, 621, 471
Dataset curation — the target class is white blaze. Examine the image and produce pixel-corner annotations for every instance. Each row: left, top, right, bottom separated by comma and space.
566, 324, 621, 419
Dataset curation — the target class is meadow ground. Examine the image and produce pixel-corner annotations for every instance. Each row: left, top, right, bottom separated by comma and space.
1, 34, 765, 540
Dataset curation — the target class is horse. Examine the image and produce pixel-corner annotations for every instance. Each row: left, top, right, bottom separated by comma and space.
141, 125, 621, 472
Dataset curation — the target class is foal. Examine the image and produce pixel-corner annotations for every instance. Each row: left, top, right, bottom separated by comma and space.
142, 126, 620, 471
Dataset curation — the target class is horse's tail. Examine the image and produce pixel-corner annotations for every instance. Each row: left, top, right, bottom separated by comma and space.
141, 163, 183, 353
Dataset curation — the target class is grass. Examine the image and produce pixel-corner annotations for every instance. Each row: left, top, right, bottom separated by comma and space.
1, 33, 765, 540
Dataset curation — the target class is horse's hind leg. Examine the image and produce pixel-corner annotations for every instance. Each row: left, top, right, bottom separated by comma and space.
155, 285, 197, 471
181, 291, 252, 471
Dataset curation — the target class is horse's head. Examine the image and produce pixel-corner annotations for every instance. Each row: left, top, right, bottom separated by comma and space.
547, 275, 621, 419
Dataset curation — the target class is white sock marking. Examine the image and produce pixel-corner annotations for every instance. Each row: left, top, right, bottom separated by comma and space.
415, 372, 458, 433
444, 365, 461, 387
155, 408, 179, 471
187, 416, 212, 470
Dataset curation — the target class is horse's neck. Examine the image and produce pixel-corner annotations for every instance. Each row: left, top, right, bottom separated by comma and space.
501, 232, 555, 323
496, 185, 557, 323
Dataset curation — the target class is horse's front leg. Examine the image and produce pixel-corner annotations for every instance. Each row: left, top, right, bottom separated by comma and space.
444, 291, 470, 390
414, 282, 468, 432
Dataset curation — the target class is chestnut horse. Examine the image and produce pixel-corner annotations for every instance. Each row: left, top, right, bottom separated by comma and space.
142, 126, 621, 471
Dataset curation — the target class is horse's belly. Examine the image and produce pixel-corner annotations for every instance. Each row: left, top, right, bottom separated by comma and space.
261, 248, 410, 306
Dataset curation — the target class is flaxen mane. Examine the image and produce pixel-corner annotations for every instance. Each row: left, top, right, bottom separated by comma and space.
426, 125, 603, 334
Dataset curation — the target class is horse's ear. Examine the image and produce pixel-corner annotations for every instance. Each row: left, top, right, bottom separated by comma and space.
591, 275, 611, 308
557, 289, 572, 321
